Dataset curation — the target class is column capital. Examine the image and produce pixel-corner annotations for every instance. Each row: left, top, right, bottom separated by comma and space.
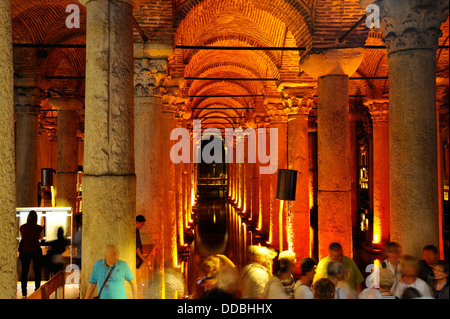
376, 0, 449, 54
266, 105, 288, 124
134, 58, 168, 97
280, 86, 315, 116
80, 0, 146, 9
14, 87, 41, 114
300, 47, 365, 78
366, 99, 389, 122
48, 97, 84, 111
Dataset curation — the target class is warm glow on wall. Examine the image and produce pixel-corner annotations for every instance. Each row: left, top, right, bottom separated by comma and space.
373, 214, 381, 244
373, 233, 380, 244
51, 186, 56, 207
256, 209, 262, 231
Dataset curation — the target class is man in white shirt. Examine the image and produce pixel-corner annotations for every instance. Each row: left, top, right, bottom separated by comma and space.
241, 245, 277, 298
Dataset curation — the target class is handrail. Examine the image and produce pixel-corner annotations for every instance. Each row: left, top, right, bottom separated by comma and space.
27, 270, 66, 299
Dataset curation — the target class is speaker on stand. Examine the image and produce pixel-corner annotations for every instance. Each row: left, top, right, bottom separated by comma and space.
276, 169, 298, 253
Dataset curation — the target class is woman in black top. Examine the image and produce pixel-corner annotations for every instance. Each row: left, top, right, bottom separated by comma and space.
432, 260, 449, 299
19, 210, 44, 298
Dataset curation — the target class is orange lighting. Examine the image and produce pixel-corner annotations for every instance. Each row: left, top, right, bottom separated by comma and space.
374, 259, 380, 270
373, 233, 380, 244
51, 186, 56, 207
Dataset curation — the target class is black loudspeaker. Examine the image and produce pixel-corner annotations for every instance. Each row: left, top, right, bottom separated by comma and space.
41, 168, 55, 187
276, 169, 298, 201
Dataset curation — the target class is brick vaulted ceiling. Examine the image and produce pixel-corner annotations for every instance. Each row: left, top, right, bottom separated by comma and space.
11, 0, 450, 132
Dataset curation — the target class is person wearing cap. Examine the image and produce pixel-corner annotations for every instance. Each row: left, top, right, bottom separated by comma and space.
241, 245, 277, 298
136, 215, 147, 269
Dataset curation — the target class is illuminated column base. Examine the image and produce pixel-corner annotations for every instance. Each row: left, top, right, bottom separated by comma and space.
285, 99, 311, 257
367, 100, 390, 245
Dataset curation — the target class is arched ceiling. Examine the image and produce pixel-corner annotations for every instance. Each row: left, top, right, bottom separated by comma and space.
10, 0, 450, 134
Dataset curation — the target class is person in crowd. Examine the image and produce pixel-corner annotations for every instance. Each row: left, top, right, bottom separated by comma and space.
314, 242, 364, 294
418, 244, 440, 286
378, 268, 397, 299
359, 288, 383, 299
85, 244, 137, 299
393, 255, 433, 298
400, 287, 422, 299
196, 255, 221, 298
313, 278, 335, 299
136, 215, 147, 269
431, 260, 449, 299
19, 210, 44, 298
241, 245, 277, 298
73, 213, 82, 269
263, 251, 296, 299
165, 266, 186, 299
215, 256, 241, 298
327, 261, 349, 299
370, 242, 402, 292
294, 257, 317, 299
44, 226, 69, 277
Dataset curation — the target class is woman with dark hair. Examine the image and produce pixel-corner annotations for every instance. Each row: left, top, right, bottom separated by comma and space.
19, 210, 44, 298
432, 260, 449, 299
313, 278, 335, 299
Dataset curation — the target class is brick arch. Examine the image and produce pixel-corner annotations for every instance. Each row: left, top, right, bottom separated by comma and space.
13, 1, 85, 44
175, 0, 313, 49
184, 38, 281, 78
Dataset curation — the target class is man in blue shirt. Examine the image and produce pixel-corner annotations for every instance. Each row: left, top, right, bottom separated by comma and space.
85, 244, 137, 299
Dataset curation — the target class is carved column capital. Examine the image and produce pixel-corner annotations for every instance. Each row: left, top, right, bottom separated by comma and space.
14, 87, 41, 114
134, 58, 168, 97
266, 106, 288, 124
280, 86, 314, 116
366, 99, 389, 122
378, 0, 449, 54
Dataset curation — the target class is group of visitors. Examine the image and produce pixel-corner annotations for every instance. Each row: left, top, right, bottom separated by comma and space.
195, 242, 448, 300
19, 210, 448, 300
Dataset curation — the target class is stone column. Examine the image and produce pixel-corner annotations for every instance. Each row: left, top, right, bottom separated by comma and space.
266, 104, 288, 251
80, 0, 142, 297
49, 98, 83, 211
258, 121, 272, 241
374, 0, 449, 257
301, 48, 364, 259
134, 57, 167, 247
367, 100, 390, 245
0, 0, 17, 299
283, 93, 312, 257
14, 86, 40, 207
160, 91, 180, 270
